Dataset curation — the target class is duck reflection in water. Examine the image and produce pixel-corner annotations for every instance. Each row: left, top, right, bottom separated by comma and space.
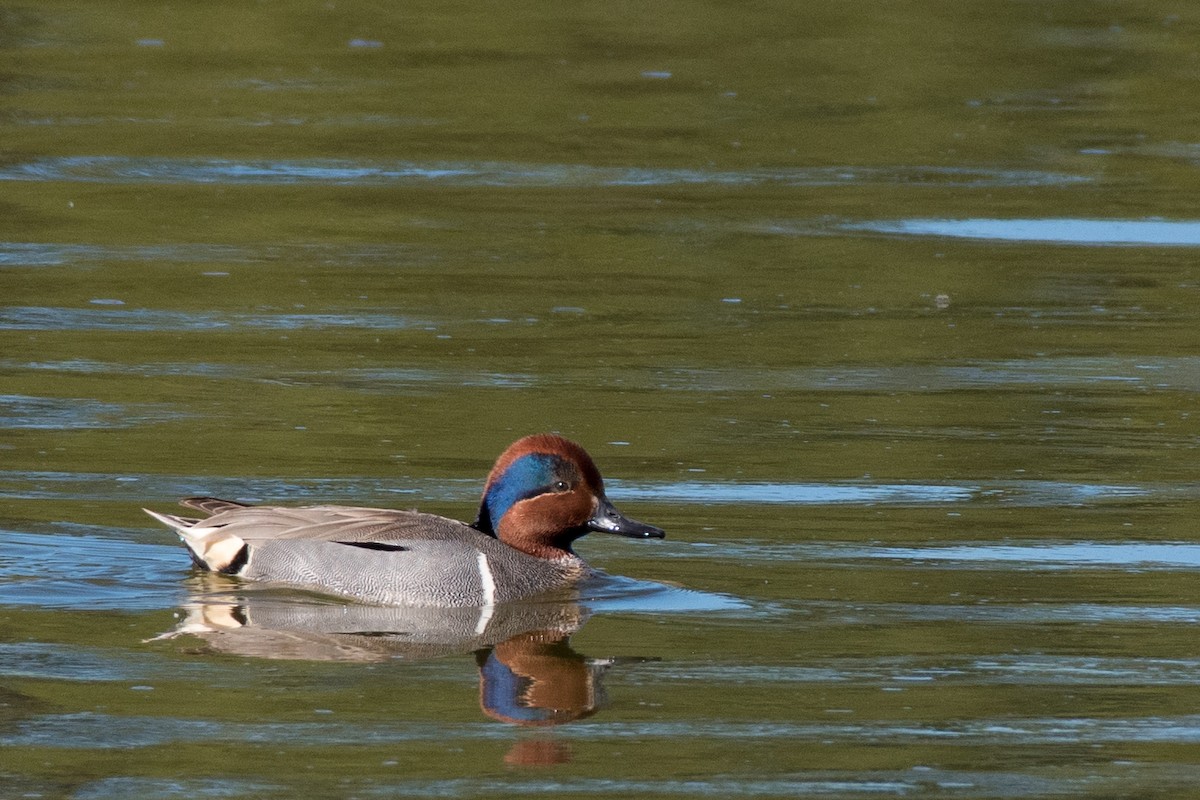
155, 576, 651, 732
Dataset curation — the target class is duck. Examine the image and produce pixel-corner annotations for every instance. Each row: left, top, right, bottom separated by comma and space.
144, 433, 665, 608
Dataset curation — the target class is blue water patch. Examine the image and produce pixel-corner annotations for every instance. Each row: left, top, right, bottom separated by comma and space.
0, 156, 1089, 189
0, 358, 239, 378
673, 540, 1200, 570
843, 218, 1200, 246
866, 541, 1200, 568
0, 360, 533, 390
0, 529, 185, 610
580, 573, 749, 613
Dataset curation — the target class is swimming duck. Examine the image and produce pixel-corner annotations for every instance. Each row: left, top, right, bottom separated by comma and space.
144, 433, 665, 607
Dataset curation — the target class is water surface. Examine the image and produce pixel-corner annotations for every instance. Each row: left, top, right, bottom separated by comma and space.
5, 1, 1200, 797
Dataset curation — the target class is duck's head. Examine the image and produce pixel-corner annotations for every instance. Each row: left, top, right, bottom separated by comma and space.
473, 434, 665, 559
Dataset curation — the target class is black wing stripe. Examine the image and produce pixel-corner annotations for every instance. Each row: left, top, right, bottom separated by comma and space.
335, 541, 409, 552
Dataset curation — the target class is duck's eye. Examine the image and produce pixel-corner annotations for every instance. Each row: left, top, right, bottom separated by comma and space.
552, 480, 570, 492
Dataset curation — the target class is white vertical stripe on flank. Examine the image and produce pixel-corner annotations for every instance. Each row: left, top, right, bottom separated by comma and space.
474, 551, 497, 634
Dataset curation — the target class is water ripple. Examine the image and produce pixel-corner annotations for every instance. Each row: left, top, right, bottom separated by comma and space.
657, 656, 1200, 686
0, 241, 423, 267
0, 394, 184, 430
617, 481, 974, 505
0, 642, 171, 682
7, 769, 1096, 799
0, 470, 1175, 507
0, 306, 424, 331
644, 358, 1200, 392
73, 778, 279, 800
10, 712, 1200, 748
7, 356, 1200, 394
808, 601, 1200, 626
0, 359, 534, 389
348, 772, 1071, 798
0, 156, 1088, 188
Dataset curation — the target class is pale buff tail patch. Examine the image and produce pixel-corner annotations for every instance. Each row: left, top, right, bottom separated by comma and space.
143, 508, 248, 573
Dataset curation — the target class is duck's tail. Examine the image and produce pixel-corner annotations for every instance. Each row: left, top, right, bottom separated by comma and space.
143, 507, 248, 573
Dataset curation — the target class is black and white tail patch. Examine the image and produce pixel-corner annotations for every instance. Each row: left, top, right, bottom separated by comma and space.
218, 544, 250, 575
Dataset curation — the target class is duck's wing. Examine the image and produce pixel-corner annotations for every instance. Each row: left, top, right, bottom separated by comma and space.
194, 505, 463, 542
144, 498, 481, 573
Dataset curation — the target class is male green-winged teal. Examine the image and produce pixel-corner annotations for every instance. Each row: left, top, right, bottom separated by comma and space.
144, 434, 665, 607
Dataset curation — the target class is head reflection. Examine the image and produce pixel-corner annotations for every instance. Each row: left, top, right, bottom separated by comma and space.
477, 631, 608, 726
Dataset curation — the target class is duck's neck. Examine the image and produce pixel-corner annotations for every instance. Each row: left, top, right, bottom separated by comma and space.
471, 501, 499, 538
497, 521, 585, 561
514, 540, 578, 561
